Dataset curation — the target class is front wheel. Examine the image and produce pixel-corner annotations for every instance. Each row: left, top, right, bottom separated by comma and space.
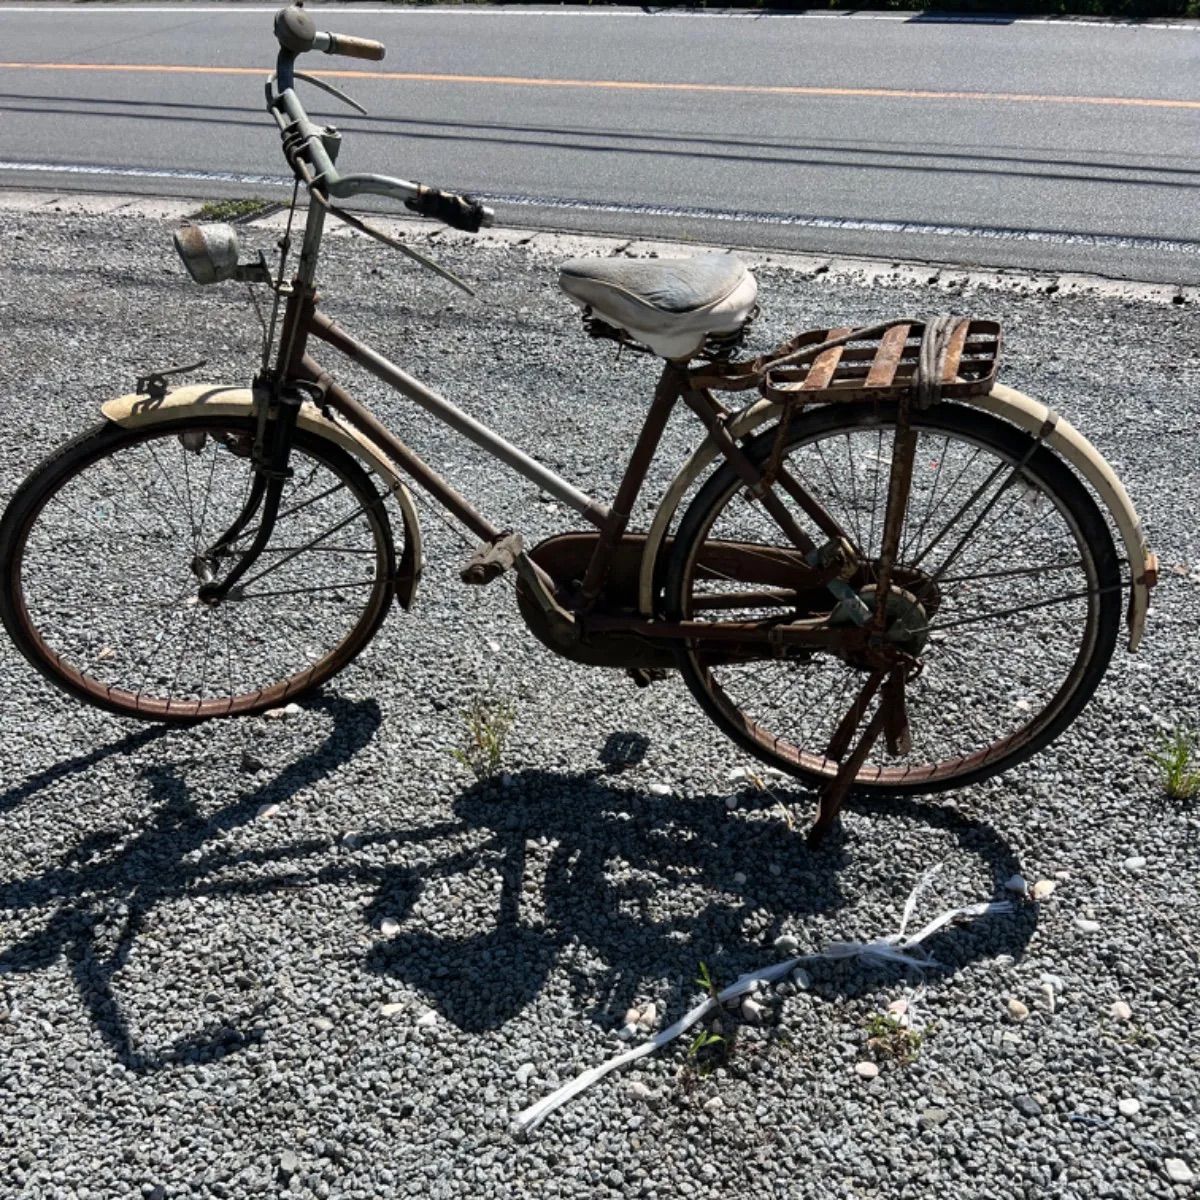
0, 415, 397, 721
666, 402, 1122, 794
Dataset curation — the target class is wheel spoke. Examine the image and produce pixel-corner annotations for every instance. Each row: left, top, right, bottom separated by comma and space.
12, 421, 391, 717
672, 406, 1117, 792
237, 578, 378, 601
936, 558, 1084, 585
236, 495, 380, 590
925, 583, 1118, 634
907, 456, 1007, 571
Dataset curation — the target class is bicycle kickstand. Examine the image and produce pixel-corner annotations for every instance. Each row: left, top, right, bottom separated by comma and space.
808, 375, 924, 846
809, 668, 883, 846
808, 662, 915, 847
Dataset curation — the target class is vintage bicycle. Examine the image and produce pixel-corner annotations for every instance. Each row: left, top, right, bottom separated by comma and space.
0, 4, 1157, 843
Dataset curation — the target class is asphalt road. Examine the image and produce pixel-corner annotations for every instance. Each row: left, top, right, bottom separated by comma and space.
1, 4, 1199, 282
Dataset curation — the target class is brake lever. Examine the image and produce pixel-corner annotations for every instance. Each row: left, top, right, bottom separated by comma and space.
265, 70, 367, 117
294, 70, 368, 116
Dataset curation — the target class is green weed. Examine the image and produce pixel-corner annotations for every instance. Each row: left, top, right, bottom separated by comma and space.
864, 1012, 923, 1065
1149, 727, 1200, 801
195, 197, 273, 223
686, 1028, 726, 1075
451, 695, 515, 781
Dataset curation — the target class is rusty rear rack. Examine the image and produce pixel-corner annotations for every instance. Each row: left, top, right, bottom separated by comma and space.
759, 319, 1002, 404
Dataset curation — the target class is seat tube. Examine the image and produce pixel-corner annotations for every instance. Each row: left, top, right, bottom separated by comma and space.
577, 362, 682, 605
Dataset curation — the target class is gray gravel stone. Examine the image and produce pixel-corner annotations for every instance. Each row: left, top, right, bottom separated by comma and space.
1166, 1159, 1195, 1185
1006, 998, 1030, 1022
0, 201, 1196, 1200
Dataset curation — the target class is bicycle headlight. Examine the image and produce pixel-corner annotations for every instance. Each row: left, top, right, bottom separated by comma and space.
173, 223, 241, 285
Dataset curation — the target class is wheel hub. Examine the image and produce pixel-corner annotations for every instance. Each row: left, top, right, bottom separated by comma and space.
859, 584, 929, 656
830, 572, 934, 670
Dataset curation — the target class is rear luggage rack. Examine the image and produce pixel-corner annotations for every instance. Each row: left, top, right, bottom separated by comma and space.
760, 319, 1002, 404
692, 317, 1003, 408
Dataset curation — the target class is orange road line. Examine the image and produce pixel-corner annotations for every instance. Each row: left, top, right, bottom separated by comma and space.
1, 61, 1197, 109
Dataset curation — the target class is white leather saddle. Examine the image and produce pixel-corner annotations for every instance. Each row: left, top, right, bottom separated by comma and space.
558, 254, 758, 360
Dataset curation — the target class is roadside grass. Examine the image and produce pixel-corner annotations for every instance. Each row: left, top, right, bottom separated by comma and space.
193, 197, 274, 223
1148, 726, 1200, 801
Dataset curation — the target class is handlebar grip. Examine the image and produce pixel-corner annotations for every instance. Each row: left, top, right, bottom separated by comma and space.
405, 185, 494, 233
324, 33, 385, 62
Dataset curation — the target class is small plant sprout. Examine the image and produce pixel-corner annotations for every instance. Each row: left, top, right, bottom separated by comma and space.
683, 1019, 732, 1082
864, 1012, 924, 1066
679, 962, 737, 1080
691, 1022, 724, 1060
451, 693, 516, 781
1149, 726, 1200, 800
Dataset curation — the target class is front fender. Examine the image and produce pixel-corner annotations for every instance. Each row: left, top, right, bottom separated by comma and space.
100, 384, 424, 609
638, 387, 1154, 651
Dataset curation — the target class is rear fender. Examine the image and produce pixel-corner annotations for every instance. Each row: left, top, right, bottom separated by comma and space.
638, 387, 1153, 651
100, 384, 424, 609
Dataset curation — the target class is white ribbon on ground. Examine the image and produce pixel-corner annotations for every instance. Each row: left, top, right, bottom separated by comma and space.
513, 867, 1015, 1136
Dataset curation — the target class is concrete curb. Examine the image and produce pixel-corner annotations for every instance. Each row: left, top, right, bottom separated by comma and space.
3, 186, 1193, 307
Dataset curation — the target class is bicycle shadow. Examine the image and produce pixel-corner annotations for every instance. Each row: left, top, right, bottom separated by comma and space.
0, 724, 169, 816
0, 694, 383, 1073
364, 768, 1037, 1033
0, 714, 1036, 1070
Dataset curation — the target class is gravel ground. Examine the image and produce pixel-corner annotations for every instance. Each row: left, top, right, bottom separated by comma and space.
1, 201, 1198, 1200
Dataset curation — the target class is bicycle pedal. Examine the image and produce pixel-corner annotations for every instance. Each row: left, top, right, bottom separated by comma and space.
625, 666, 671, 688
460, 531, 524, 586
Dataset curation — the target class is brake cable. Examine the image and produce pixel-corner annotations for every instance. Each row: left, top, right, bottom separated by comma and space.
269, 75, 476, 296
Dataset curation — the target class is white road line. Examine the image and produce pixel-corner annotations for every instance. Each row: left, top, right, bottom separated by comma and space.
0, 5, 1196, 28
483, 190, 1200, 255
2, 159, 1196, 256
0, 160, 289, 187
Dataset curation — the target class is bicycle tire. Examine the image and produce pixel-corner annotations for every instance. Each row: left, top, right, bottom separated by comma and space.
665, 401, 1122, 795
0, 415, 397, 722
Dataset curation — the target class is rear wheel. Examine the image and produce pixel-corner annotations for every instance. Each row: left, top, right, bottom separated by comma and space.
0, 416, 396, 721
666, 402, 1121, 794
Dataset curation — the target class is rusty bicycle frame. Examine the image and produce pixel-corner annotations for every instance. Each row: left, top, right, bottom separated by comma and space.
283, 282, 875, 656
99, 6, 1153, 846
223, 176, 928, 844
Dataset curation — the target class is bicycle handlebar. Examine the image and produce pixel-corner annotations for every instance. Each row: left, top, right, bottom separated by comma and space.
274, 4, 385, 60
320, 33, 386, 62
404, 185, 490, 233
269, 4, 494, 232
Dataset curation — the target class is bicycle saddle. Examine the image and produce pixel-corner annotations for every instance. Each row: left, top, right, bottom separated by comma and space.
558, 254, 758, 360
